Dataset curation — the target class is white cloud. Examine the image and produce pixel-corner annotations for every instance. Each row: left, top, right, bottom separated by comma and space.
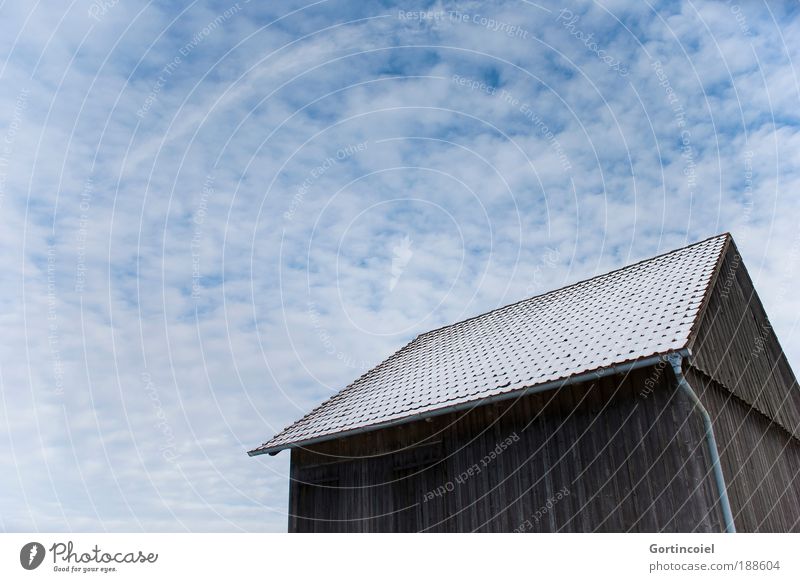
1, 0, 799, 532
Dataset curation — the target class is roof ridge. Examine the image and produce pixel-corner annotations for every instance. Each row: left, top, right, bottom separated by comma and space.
417, 232, 730, 340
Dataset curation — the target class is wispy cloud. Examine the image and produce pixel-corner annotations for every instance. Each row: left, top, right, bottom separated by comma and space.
1, 0, 799, 532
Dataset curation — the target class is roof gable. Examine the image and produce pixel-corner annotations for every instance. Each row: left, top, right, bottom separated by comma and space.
250, 234, 729, 455
689, 239, 800, 437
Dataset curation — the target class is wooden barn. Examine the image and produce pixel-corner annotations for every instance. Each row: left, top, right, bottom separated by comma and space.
249, 233, 800, 532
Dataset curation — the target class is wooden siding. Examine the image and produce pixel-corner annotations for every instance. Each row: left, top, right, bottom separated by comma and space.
690, 241, 800, 436
687, 366, 800, 532
288, 367, 726, 532
281, 237, 800, 532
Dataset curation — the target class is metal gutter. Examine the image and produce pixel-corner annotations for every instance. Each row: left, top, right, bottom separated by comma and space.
667, 353, 736, 533
248, 348, 691, 457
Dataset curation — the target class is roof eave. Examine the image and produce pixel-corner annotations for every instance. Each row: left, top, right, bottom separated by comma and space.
247, 347, 692, 457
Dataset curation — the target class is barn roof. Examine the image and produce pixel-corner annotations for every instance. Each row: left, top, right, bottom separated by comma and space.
249, 233, 729, 456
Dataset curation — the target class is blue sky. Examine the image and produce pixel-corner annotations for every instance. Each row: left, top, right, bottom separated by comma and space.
1, 0, 799, 531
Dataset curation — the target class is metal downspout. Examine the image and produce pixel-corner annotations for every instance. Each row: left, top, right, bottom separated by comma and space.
667, 353, 736, 533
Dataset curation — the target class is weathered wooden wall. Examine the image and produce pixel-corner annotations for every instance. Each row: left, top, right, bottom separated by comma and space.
288, 366, 726, 532
687, 366, 800, 532
690, 240, 800, 436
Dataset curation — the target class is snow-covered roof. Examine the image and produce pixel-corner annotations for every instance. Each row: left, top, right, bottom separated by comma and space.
249, 234, 728, 456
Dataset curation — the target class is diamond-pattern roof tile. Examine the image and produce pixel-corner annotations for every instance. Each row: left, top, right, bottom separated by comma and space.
249, 234, 728, 455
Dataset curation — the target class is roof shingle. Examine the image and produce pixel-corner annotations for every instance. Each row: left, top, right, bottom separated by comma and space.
249, 234, 728, 455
